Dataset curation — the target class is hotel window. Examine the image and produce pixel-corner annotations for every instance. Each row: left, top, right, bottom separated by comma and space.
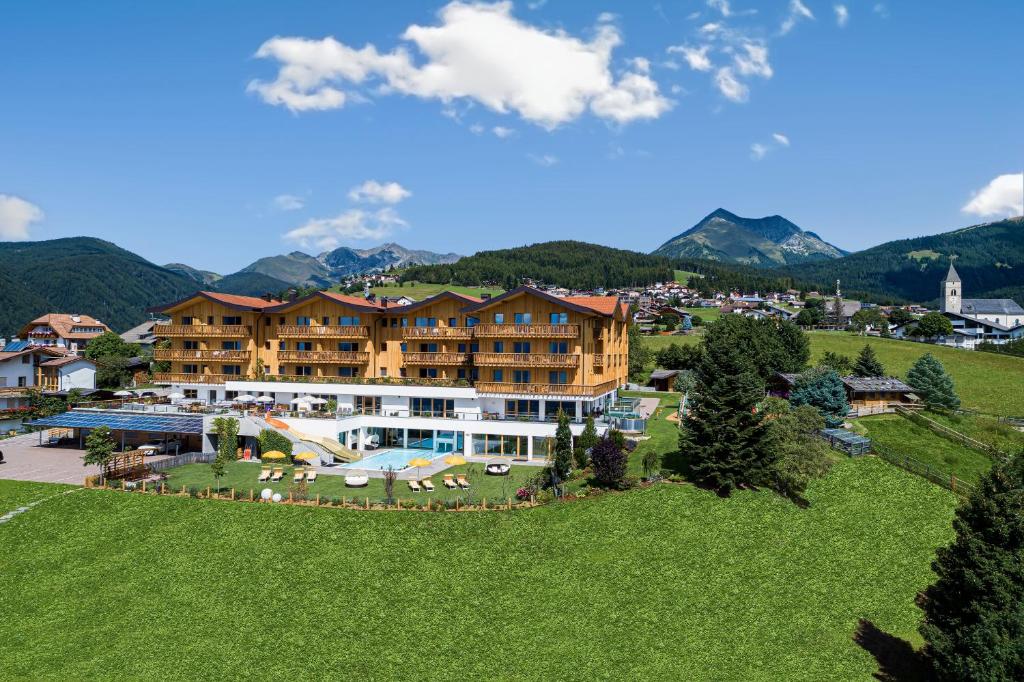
514, 312, 532, 324
225, 391, 238, 400
457, 368, 466, 380
400, 343, 407, 353
550, 312, 568, 324
295, 366, 313, 376
401, 318, 409, 327
466, 316, 479, 327
379, 368, 388, 377
181, 316, 193, 325
207, 316, 214, 325
184, 389, 198, 399
18, 377, 27, 387
338, 342, 356, 351
549, 341, 568, 353
493, 341, 504, 353
390, 318, 398, 327
223, 365, 242, 376
183, 364, 198, 374
419, 368, 438, 379
505, 400, 539, 419
381, 342, 388, 351
278, 341, 286, 350
448, 317, 457, 327
278, 367, 286, 375
339, 315, 360, 326
184, 340, 199, 350
399, 368, 407, 377
221, 340, 241, 350
279, 317, 286, 325
338, 367, 357, 378
493, 369, 503, 382
296, 342, 313, 351
412, 398, 453, 417
512, 370, 531, 383
415, 317, 437, 327
494, 313, 504, 324
549, 371, 568, 385
513, 342, 530, 353
419, 343, 438, 353
322, 316, 330, 326
223, 316, 242, 325
296, 316, 311, 326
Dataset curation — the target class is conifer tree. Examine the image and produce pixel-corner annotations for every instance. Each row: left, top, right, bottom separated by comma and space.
853, 344, 885, 377
907, 353, 960, 410
919, 455, 1024, 680
789, 368, 849, 427
576, 415, 598, 468
552, 410, 574, 480
679, 320, 775, 494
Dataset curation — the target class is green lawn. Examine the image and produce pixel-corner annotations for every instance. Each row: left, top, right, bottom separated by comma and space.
856, 413, 994, 485
0, 460, 956, 680
0, 480, 73, 509
642, 331, 1024, 416
674, 269, 704, 283
163, 460, 536, 504
331, 281, 505, 301
918, 411, 1024, 454
619, 390, 680, 478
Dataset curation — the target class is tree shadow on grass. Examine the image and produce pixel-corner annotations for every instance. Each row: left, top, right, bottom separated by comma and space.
854, 618, 929, 682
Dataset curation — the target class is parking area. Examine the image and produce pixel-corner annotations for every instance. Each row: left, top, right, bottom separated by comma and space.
0, 433, 100, 484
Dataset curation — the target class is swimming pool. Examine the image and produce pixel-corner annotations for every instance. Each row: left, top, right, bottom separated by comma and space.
340, 448, 440, 471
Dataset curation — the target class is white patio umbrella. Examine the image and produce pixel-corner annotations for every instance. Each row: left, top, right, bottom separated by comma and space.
255, 395, 275, 403
290, 396, 311, 405
113, 390, 134, 397
167, 392, 185, 400
234, 394, 256, 403
306, 397, 327, 405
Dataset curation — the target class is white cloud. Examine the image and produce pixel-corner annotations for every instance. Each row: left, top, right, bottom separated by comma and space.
707, 0, 732, 17
528, 153, 558, 167
873, 3, 889, 19
834, 4, 849, 27
700, 22, 723, 34
780, 0, 814, 35
597, 12, 617, 23
469, 123, 485, 134
667, 44, 713, 72
629, 57, 651, 74
961, 173, 1024, 218
273, 193, 306, 211
492, 125, 514, 138
772, 132, 790, 146
0, 194, 44, 241
734, 42, 772, 78
249, 2, 671, 129
714, 67, 748, 102
284, 207, 407, 250
347, 180, 411, 204
750, 143, 769, 160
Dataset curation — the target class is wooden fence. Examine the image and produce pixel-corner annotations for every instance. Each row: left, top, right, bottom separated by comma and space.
894, 406, 1004, 459
146, 451, 217, 473
872, 441, 975, 499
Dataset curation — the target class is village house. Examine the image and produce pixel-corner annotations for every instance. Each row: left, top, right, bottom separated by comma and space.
18, 313, 111, 354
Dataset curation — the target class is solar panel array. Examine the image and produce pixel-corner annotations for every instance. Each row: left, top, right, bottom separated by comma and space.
30, 411, 204, 434
2, 340, 30, 352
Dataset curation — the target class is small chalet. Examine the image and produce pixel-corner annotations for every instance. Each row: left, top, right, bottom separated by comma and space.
770, 372, 917, 417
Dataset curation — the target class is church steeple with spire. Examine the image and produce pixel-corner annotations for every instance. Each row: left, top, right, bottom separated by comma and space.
941, 262, 961, 314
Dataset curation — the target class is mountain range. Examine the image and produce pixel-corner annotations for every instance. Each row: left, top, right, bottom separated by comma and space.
652, 208, 846, 266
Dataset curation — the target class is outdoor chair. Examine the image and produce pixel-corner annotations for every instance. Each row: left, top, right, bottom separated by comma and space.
306, 469, 317, 483
408, 479, 422, 492
456, 475, 471, 489
443, 474, 458, 489
421, 479, 435, 492
271, 467, 284, 482
258, 467, 271, 482
293, 468, 305, 482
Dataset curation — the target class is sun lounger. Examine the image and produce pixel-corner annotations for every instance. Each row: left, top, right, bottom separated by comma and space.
258, 467, 271, 481
306, 469, 317, 483
293, 468, 305, 482
344, 475, 369, 488
271, 467, 284, 482
443, 474, 458, 489
408, 479, 422, 492
456, 475, 471, 489
421, 479, 435, 492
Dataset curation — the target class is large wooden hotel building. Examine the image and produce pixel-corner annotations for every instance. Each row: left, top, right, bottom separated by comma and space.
151, 286, 630, 460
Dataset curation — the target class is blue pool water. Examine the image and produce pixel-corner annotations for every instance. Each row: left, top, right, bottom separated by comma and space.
341, 448, 439, 471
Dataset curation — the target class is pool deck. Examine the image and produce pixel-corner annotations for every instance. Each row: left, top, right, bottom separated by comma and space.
320, 453, 545, 479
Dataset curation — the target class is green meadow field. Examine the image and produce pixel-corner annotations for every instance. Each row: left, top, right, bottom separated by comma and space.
332, 281, 505, 300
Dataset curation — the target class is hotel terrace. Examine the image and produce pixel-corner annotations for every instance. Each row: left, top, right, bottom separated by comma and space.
149, 287, 630, 460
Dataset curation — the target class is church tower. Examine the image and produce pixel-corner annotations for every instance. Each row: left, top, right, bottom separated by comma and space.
941, 262, 961, 314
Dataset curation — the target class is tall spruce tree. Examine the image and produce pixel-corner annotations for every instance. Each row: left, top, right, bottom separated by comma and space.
552, 409, 574, 480
919, 455, 1024, 680
853, 344, 885, 377
789, 368, 849, 427
907, 353, 961, 410
679, 319, 775, 494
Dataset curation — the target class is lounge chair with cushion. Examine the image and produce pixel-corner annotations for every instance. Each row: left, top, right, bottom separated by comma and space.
258, 467, 271, 482
456, 474, 471, 489
485, 463, 511, 476
421, 479, 435, 492
271, 467, 284, 482
344, 474, 369, 488
408, 479, 422, 492
306, 469, 317, 483
443, 474, 458, 489
293, 468, 305, 482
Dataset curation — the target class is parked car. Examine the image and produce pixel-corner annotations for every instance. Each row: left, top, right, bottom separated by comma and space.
137, 439, 181, 454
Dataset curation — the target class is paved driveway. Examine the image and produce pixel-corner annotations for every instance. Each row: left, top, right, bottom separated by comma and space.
0, 433, 98, 485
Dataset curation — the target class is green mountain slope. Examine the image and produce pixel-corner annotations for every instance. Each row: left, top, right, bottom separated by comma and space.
654, 208, 845, 266
213, 271, 294, 297
0, 237, 196, 335
782, 217, 1024, 304
163, 263, 222, 286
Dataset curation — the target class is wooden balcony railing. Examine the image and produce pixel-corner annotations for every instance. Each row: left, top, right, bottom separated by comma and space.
153, 373, 235, 385
158, 325, 251, 338
472, 352, 579, 368
272, 375, 462, 387
472, 323, 579, 338
402, 326, 475, 340
276, 325, 369, 339
153, 349, 251, 362
402, 352, 469, 365
277, 350, 369, 364
475, 379, 619, 397
0, 386, 31, 397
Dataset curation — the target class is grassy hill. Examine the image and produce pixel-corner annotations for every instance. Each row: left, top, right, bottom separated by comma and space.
0, 460, 955, 680
0, 237, 196, 334
211, 270, 294, 297
330, 280, 504, 300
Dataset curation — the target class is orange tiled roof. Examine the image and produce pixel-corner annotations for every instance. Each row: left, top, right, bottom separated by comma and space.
563, 296, 626, 317
319, 291, 381, 308
199, 291, 281, 308
19, 313, 111, 340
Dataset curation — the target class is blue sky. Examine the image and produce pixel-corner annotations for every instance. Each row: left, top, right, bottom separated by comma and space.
1, 0, 1022, 273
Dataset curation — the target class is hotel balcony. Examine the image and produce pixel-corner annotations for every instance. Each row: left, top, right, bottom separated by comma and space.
276, 325, 369, 339
153, 349, 251, 362
472, 323, 579, 339
475, 378, 619, 397
472, 352, 579, 368
153, 372, 234, 385
159, 325, 251, 338
401, 326, 475, 340
277, 350, 369, 364
402, 352, 469, 365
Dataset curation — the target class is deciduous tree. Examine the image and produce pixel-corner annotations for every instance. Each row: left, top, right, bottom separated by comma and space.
590, 436, 628, 489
